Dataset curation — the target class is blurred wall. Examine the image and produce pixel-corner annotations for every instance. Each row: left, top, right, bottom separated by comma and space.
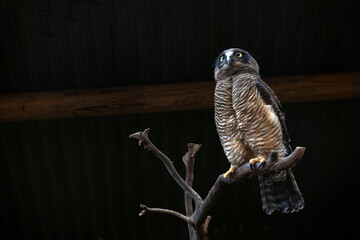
1, 99, 359, 239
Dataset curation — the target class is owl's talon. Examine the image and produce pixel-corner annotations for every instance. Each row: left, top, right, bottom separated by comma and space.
224, 170, 232, 178
224, 166, 239, 179
224, 169, 234, 179
250, 163, 255, 171
258, 161, 265, 169
250, 162, 259, 172
249, 157, 266, 171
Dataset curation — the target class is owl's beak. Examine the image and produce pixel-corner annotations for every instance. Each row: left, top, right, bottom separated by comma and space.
225, 55, 234, 66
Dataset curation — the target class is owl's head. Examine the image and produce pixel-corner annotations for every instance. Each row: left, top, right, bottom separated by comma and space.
214, 48, 259, 79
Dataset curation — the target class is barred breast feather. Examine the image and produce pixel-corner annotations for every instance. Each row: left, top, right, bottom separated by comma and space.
214, 79, 253, 166
232, 75, 285, 159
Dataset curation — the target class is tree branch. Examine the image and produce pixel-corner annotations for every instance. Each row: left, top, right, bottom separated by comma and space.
191, 147, 305, 227
182, 143, 202, 212
129, 129, 203, 207
130, 128, 306, 239
139, 204, 193, 225
182, 143, 204, 239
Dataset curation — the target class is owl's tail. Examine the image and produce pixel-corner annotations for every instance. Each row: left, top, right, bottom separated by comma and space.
258, 168, 304, 215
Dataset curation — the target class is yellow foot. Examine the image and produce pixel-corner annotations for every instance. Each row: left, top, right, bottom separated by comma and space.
224, 166, 239, 178
249, 156, 266, 166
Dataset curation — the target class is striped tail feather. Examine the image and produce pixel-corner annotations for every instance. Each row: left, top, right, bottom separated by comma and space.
258, 168, 304, 215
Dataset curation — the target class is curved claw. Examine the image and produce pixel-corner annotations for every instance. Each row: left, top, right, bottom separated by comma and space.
250, 163, 256, 171
249, 157, 266, 172
224, 166, 239, 179
224, 170, 232, 178
258, 161, 265, 169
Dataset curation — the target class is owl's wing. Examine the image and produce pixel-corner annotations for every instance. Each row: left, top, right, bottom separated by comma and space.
255, 78, 304, 214
255, 78, 292, 154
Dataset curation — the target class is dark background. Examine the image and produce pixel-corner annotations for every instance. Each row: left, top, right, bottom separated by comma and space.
1, 0, 359, 239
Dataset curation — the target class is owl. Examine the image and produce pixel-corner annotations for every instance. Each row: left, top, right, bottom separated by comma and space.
214, 48, 304, 214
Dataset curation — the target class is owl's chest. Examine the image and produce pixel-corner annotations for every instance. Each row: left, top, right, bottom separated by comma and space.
215, 84, 275, 137
214, 86, 238, 135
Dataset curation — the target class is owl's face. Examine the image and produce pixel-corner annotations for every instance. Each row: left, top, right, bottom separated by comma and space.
214, 48, 259, 79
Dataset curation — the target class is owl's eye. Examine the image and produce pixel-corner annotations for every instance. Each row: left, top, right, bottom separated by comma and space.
236, 52, 242, 58
220, 56, 224, 62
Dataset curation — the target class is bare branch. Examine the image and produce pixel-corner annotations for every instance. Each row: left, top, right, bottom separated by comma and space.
129, 129, 203, 206
139, 204, 193, 225
129, 128, 151, 149
266, 147, 305, 172
182, 143, 212, 240
192, 147, 305, 227
203, 216, 212, 234
130, 129, 306, 239
182, 143, 202, 239
183, 143, 202, 211
195, 216, 212, 240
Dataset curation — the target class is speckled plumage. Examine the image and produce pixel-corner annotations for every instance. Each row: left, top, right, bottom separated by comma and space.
214, 48, 304, 214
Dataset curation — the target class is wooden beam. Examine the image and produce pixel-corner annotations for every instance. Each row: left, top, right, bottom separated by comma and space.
0, 72, 359, 122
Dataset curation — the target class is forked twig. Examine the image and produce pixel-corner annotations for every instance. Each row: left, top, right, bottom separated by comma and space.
129, 129, 203, 207
130, 128, 305, 240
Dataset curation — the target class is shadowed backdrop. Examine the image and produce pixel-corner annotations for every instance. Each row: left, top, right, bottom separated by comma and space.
0, 0, 359, 239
